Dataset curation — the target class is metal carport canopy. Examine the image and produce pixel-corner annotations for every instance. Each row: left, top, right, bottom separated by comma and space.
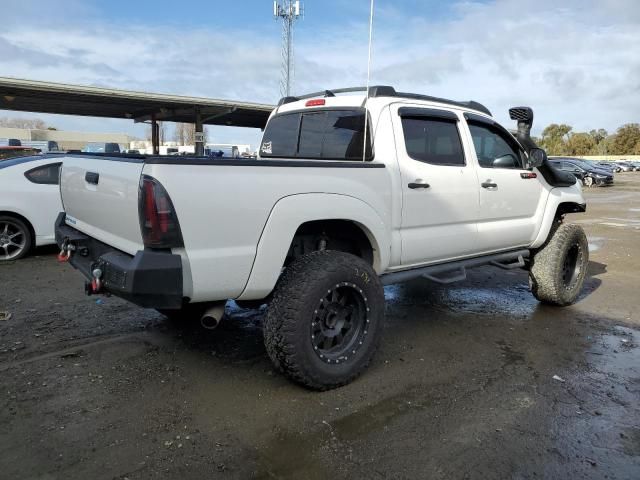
0, 76, 274, 129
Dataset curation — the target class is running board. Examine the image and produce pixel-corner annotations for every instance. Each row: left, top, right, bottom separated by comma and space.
381, 249, 530, 286
422, 267, 467, 284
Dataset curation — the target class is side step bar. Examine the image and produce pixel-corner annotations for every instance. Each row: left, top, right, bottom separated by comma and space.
380, 249, 530, 286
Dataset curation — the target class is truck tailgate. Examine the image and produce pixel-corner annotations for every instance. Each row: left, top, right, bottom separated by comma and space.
60, 156, 145, 255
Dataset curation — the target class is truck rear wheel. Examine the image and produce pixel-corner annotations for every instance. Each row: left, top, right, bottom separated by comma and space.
264, 250, 384, 390
529, 223, 589, 306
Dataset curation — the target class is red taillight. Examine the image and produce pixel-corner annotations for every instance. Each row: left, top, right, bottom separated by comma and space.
139, 175, 183, 249
305, 99, 326, 107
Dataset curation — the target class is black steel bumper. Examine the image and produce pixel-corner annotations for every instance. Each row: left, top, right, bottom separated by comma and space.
55, 212, 183, 308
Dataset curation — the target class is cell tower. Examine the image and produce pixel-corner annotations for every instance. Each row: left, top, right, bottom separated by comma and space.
274, 0, 302, 97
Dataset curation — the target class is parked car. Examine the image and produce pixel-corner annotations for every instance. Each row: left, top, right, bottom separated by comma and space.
55, 87, 589, 389
548, 157, 614, 186
626, 161, 640, 171
615, 161, 636, 172
0, 146, 42, 160
0, 155, 63, 261
0, 138, 23, 147
594, 161, 621, 173
21, 140, 60, 153
83, 142, 121, 154
580, 160, 617, 173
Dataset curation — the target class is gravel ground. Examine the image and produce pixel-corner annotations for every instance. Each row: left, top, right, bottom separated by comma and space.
1, 175, 639, 479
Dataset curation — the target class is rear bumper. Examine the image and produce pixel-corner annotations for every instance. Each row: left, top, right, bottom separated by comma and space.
55, 212, 183, 308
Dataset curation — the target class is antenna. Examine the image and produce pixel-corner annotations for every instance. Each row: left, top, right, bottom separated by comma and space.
274, 0, 302, 97
362, 0, 375, 162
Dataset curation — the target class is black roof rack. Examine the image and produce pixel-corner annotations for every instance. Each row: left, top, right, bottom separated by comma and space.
277, 85, 492, 116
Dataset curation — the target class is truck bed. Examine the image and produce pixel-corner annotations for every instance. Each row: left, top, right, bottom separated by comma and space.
58, 153, 391, 303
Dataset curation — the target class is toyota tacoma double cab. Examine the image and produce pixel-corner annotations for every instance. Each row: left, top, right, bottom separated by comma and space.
55, 86, 588, 390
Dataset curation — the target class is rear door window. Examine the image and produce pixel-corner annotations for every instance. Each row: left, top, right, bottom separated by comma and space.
400, 117, 465, 166
261, 109, 372, 160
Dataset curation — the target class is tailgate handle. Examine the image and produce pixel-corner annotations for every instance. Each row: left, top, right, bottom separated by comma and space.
85, 172, 100, 185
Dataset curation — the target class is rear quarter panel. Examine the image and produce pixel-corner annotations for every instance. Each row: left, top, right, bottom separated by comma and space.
0, 158, 63, 246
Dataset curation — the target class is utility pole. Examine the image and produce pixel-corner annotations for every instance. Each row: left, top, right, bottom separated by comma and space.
274, 1, 302, 97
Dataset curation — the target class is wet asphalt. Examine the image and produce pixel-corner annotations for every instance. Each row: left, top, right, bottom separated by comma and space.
1, 175, 639, 479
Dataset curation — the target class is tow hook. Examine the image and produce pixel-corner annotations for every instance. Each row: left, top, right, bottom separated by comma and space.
87, 268, 103, 295
57, 240, 76, 262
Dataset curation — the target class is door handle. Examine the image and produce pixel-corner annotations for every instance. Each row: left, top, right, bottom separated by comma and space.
408, 179, 430, 189
481, 181, 497, 189
85, 172, 100, 185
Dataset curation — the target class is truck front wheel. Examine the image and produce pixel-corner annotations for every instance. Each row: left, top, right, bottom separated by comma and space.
264, 250, 384, 390
529, 223, 589, 306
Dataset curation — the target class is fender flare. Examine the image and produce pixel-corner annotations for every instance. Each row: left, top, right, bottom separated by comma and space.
530, 187, 586, 249
237, 193, 390, 300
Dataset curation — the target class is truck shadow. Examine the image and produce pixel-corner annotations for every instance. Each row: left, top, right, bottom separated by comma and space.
162, 263, 605, 364
162, 302, 268, 364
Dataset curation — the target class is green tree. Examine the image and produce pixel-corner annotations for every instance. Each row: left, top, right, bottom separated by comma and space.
589, 128, 608, 145
610, 123, 640, 155
567, 132, 595, 156
539, 124, 572, 155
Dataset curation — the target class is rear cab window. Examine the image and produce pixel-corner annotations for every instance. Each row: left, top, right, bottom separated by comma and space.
260, 109, 372, 160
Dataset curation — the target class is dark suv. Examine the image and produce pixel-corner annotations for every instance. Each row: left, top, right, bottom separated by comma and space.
549, 157, 614, 187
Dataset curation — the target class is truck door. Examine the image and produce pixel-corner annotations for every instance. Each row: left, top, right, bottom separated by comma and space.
392, 105, 481, 266
461, 113, 546, 251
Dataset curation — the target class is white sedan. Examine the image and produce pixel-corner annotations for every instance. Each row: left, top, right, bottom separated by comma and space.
0, 154, 63, 261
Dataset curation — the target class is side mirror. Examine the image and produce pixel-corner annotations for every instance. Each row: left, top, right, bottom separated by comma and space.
493, 154, 518, 168
528, 148, 546, 169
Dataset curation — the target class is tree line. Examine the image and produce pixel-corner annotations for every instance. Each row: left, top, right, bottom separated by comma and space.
534, 123, 640, 156
0, 117, 56, 130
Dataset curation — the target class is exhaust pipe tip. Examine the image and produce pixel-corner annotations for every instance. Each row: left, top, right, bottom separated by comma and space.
200, 314, 220, 330
200, 303, 226, 330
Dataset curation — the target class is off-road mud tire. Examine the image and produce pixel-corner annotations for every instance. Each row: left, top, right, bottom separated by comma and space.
264, 250, 384, 390
529, 223, 589, 306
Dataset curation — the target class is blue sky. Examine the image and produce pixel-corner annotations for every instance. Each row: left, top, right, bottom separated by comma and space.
1, 0, 639, 149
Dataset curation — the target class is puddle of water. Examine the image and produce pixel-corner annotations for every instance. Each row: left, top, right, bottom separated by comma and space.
587, 236, 606, 252
496, 340, 526, 367
566, 326, 640, 461
254, 386, 436, 479
385, 281, 537, 318
600, 222, 628, 228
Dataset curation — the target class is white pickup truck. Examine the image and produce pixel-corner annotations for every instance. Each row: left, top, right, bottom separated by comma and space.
55, 86, 588, 390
